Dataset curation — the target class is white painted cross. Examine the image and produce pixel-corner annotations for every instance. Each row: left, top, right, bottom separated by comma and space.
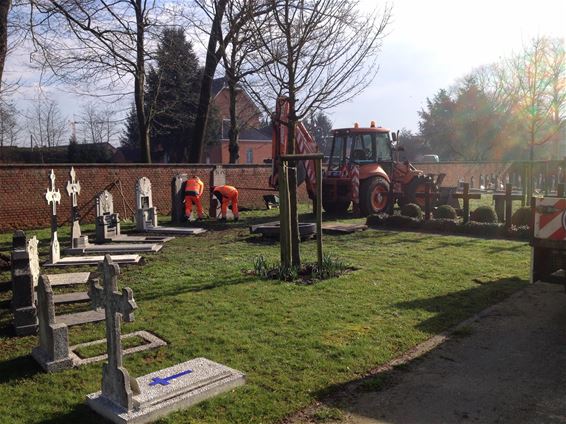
45, 170, 61, 263
89, 255, 138, 410
66, 167, 85, 247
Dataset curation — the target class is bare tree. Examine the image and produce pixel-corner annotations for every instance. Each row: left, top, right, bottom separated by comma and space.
29, 0, 162, 162
27, 95, 67, 148
0, 0, 10, 90
77, 102, 120, 144
546, 38, 566, 157
0, 100, 21, 147
248, 0, 391, 267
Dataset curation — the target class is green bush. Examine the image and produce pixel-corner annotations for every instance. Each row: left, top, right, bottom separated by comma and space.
511, 207, 532, 227
400, 203, 423, 220
423, 218, 458, 233
366, 214, 387, 226
433, 204, 457, 220
470, 206, 498, 223
386, 215, 423, 229
460, 222, 503, 237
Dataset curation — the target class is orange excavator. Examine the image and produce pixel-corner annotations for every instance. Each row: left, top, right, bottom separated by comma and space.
270, 97, 444, 216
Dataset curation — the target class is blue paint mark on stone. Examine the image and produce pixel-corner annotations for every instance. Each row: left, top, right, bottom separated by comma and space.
149, 370, 193, 386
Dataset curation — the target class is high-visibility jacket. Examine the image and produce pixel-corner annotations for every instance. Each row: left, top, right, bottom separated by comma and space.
185, 177, 204, 197
212, 185, 239, 218
212, 185, 238, 198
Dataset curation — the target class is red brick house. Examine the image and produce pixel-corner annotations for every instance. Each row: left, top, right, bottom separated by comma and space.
205, 77, 272, 164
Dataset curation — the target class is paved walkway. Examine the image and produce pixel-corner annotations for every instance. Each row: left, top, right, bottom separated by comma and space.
294, 282, 566, 424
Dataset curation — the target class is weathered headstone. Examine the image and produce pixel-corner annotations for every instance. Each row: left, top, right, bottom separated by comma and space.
45, 169, 61, 264
88, 255, 138, 410
32, 275, 74, 372
135, 177, 158, 232
96, 190, 121, 243
210, 166, 234, 219
134, 177, 206, 235
11, 231, 39, 335
67, 167, 89, 249
87, 256, 245, 424
171, 174, 188, 225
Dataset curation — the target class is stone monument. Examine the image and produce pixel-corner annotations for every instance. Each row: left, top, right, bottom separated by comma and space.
211, 166, 234, 219
171, 173, 188, 224
11, 230, 39, 335
87, 256, 245, 424
134, 177, 206, 235
32, 275, 74, 372
67, 167, 89, 249
45, 169, 61, 264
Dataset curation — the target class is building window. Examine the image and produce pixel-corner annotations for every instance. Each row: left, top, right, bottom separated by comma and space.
246, 148, 253, 164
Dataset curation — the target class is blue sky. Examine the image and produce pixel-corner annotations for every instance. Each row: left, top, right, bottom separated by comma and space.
4, 0, 566, 143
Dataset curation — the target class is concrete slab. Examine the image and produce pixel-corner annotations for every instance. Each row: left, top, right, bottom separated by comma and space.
69, 331, 167, 367
57, 309, 105, 327
44, 254, 142, 267
47, 272, 91, 286
322, 223, 368, 234
87, 357, 245, 424
110, 235, 174, 243
142, 226, 206, 236
64, 243, 162, 255
53, 291, 89, 305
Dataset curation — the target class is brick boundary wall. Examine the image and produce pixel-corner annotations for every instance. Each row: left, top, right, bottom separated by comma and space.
0, 164, 309, 232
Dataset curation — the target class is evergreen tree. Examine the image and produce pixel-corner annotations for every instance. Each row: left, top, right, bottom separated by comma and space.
304, 111, 333, 153
120, 104, 140, 149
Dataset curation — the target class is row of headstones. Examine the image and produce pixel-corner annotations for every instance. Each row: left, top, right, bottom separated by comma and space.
11, 231, 244, 422
463, 172, 563, 193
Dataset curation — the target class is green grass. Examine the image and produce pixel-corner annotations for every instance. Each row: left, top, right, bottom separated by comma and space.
0, 207, 529, 423
74, 334, 148, 359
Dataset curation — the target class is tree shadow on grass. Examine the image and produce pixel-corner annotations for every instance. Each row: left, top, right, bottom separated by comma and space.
0, 355, 42, 384
394, 277, 528, 335
37, 403, 101, 424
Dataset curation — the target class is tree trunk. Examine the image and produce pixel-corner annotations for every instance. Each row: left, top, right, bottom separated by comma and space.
228, 82, 239, 163
135, 0, 151, 163
0, 0, 10, 91
287, 97, 301, 268
188, 0, 228, 163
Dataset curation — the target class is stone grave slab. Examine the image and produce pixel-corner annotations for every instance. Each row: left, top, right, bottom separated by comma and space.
69, 331, 167, 367
44, 254, 142, 267
53, 291, 90, 305
134, 177, 206, 236
87, 358, 245, 424
57, 309, 105, 327
86, 256, 244, 424
64, 242, 163, 255
95, 190, 173, 245
48, 272, 91, 287
321, 223, 368, 234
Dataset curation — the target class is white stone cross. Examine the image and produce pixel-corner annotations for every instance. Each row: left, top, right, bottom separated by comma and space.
89, 255, 138, 410
45, 170, 61, 263
66, 167, 85, 247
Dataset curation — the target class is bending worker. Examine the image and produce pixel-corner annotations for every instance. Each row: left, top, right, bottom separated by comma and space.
184, 175, 204, 220
211, 185, 239, 221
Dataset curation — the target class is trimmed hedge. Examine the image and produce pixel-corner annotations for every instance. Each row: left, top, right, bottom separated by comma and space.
471, 206, 498, 223
400, 203, 423, 220
511, 207, 532, 227
433, 205, 457, 220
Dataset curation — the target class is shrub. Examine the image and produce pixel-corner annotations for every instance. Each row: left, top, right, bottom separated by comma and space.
366, 214, 387, 227
423, 218, 458, 233
511, 207, 532, 227
433, 204, 457, 220
400, 203, 423, 220
470, 206, 498, 223
386, 214, 423, 229
460, 222, 503, 237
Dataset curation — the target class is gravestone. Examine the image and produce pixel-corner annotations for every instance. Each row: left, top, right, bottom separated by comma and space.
171, 174, 188, 224
11, 231, 39, 335
87, 256, 245, 424
134, 177, 206, 235
67, 167, 89, 249
31, 275, 74, 372
96, 190, 121, 243
210, 166, 234, 220
135, 177, 158, 232
45, 169, 61, 264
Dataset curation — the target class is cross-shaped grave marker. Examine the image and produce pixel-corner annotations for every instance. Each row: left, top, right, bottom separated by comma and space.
452, 183, 482, 224
493, 184, 524, 228
67, 167, 88, 248
45, 170, 61, 263
89, 255, 138, 411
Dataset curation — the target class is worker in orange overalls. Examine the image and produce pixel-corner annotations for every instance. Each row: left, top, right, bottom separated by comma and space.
184, 175, 204, 220
211, 185, 239, 221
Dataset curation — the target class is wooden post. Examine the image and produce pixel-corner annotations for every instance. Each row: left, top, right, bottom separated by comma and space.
279, 163, 291, 268
558, 183, 565, 198
522, 162, 528, 206
424, 182, 431, 221
462, 183, 470, 224
505, 183, 513, 230
315, 159, 323, 270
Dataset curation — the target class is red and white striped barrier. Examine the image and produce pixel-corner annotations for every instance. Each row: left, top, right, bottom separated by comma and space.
534, 197, 566, 240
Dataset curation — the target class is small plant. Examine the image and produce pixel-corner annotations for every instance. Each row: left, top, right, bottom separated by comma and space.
511, 207, 532, 227
400, 203, 423, 220
253, 255, 269, 279
251, 254, 350, 283
433, 204, 457, 220
470, 205, 498, 223
314, 255, 348, 280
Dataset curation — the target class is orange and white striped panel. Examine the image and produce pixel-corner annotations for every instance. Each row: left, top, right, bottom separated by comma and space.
350, 164, 360, 205
534, 197, 566, 240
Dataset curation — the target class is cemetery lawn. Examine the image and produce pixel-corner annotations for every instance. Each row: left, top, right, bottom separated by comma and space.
0, 208, 529, 424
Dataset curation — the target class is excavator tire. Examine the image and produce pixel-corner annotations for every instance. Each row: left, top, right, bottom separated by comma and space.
359, 176, 390, 216
322, 199, 351, 215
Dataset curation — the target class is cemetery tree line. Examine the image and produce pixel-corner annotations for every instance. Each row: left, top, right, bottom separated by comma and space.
416, 36, 566, 162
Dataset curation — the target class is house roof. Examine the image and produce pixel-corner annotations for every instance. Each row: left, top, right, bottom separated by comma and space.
221, 125, 271, 142
211, 77, 227, 97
